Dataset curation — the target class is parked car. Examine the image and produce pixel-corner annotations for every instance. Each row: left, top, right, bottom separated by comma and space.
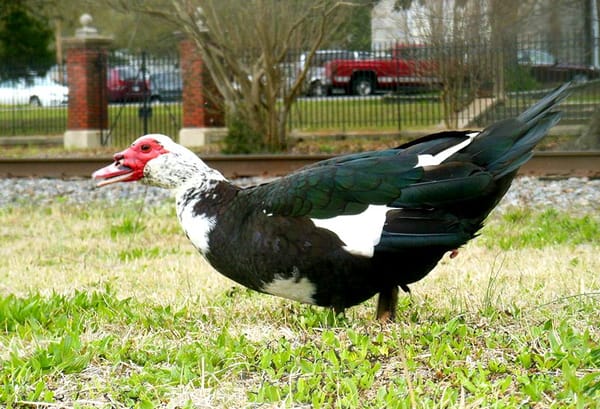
0, 77, 68, 106
517, 49, 600, 83
297, 50, 362, 96
323, 44, 440, 96
107, 66, 149, 103
47, 64, 68, 85
149, 71, 182, 102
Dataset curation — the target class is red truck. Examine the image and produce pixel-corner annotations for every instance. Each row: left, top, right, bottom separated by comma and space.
323, 45, 440, 96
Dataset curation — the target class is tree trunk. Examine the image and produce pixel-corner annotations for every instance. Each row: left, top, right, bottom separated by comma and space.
571, 105, 600, 150
489, 0, 520, 100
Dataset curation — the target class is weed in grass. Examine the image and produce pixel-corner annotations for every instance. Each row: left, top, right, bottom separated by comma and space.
110, 215, 146, 238
481, 254, 506, 316
118, 246, 163, 261
317, 144, 336, 154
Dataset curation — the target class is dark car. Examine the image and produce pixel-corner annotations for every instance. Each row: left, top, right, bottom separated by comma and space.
517, 49, 599, 83
107, 66, 150, 103
149, 71, 182, 102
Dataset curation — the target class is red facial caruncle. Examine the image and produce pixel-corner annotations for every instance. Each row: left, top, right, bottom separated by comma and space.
92, 137, 169, 186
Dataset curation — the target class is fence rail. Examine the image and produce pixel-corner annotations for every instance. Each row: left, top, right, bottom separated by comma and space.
1, 35, 599, 148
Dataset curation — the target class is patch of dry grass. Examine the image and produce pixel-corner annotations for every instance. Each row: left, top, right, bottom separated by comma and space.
0, 202, 232, 305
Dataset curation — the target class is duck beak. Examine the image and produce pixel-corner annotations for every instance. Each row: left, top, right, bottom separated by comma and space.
92, 161, 134, 187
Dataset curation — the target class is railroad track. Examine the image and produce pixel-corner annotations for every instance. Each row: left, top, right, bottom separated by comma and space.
0, 152, 598, 179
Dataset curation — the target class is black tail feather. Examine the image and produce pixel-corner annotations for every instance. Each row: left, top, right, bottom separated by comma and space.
488, 111, 563, 178
517, 82, 572, 126
458, 82, 571, 179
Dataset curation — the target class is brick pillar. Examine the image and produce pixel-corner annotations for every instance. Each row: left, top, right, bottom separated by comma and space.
62, 14, 112, 148
178, 38, 226, 147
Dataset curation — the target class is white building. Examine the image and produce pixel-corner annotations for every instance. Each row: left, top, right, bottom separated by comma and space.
370, 0, 599, 66
370, 0, 488, 46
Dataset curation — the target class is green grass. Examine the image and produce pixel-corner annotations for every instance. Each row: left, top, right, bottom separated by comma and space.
0, 105, 67, 136
0, 202, 598, 407
482, 208, 600, 250
0, 104, 182, 142
0, 98, 443, 141
288, 97, 443, 132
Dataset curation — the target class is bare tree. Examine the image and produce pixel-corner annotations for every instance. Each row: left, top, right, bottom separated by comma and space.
390, 0, 493, 127
104, 0, 364, 151
389, 0, 543, 127
487, 0, 524, 99
572, 106, 600, 150
430, 1, 489, 128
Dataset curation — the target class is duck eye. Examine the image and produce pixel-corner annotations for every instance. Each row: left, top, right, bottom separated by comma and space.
140, 144, 151, 153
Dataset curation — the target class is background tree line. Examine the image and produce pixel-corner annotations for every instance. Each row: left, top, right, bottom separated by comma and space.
0, 0, 55, 79
0, 0, 373, 73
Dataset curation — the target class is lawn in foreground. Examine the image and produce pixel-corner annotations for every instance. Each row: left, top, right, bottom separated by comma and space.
0, 200, 598, 408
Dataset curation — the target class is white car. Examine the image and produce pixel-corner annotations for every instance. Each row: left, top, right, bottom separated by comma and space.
0, 77, 68, 106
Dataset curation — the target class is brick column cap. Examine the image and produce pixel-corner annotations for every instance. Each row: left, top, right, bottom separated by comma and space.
63, 13, 113, 49
62, 35, 113, 49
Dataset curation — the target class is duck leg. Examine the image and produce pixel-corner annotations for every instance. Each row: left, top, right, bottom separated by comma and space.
333, 304, 346, 317
376, 286, 399, 322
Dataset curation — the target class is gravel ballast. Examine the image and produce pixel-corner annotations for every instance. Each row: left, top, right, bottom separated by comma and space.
1, 176, 599, 215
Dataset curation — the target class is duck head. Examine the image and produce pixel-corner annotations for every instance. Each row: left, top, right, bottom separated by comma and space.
92, 134, 224, 189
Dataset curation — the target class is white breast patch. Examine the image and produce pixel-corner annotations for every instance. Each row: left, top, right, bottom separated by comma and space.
178, 206, 216, 255
262, 272, 316, 304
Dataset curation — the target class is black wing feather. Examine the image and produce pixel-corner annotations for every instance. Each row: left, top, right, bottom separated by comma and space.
246, 152, 425, 218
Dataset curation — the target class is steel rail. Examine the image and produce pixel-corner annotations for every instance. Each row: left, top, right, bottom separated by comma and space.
0, 152, 598, 179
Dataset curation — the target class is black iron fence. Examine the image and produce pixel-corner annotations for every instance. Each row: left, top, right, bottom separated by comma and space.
0, 52, 183, 144
102, 52, 182, 146
1, 34, 599, 145
286, 34, 599, 131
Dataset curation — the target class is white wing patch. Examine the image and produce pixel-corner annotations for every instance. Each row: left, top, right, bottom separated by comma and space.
311, 205, 390, 258
262, 272, 316, 304
416, 131, 479, 168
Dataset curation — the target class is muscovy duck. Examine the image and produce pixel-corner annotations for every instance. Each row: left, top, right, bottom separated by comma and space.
93, 83, 570, 321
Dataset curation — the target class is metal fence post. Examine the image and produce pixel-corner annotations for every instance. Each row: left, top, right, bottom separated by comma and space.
140, 51, 150, 136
